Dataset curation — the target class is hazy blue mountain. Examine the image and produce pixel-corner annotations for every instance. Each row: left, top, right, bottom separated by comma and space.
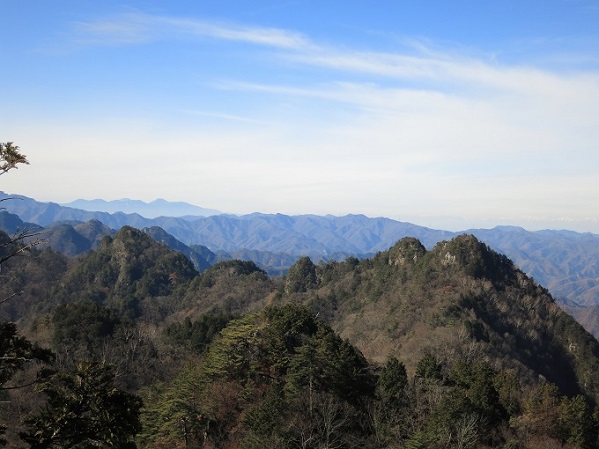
0, 192, 453, 256
41, 223, 96, 256
0, 192, 157, 228
73, 219, 116, 249
63, 198, 221, 218
0, 211, 41, 235
467, 227, 599, 307
142, 226, 213, 272
159, 213, 455, 257
224, 248, 301, 276
29, 220, 116, 257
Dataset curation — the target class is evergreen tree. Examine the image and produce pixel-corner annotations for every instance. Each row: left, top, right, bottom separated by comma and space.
0, 142, 28, 174
20, 360, 142, 448
376, 356, 408, 407
558, 395, 595, 449
284, 256, 317, 294
415, 352, 443, 382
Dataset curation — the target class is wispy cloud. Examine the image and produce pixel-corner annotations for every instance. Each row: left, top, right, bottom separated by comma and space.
73, 12, 312, 50
165, 17, 311, 49
25, 11, 598, 230
62, 12, 599, 167
73, 12, 599, 100
73, 13, 158, 45
180, 109, 269, 125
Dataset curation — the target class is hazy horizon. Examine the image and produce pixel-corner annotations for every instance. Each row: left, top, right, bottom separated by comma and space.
2, 190, 597, 234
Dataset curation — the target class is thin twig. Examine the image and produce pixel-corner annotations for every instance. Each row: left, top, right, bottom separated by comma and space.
0, 291, 23, 306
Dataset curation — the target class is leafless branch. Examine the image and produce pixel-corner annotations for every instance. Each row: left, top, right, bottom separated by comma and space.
0, 291, 23, 306
0, 229, 46, 266
0, 379, 40, 391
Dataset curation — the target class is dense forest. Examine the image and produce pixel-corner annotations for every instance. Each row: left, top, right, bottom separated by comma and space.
3, 143, 599, 448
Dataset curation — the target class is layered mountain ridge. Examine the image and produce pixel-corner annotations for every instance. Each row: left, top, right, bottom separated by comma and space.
1, 191, 598, 310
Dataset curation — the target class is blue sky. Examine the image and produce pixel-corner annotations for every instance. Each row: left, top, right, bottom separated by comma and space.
2, 1, 599, 232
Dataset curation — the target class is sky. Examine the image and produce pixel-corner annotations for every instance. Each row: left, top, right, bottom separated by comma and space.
1, 1, 599, 232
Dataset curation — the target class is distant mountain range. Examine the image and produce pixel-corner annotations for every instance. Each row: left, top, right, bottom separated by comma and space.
62, 198, 222, 218
1, 191, 599, 334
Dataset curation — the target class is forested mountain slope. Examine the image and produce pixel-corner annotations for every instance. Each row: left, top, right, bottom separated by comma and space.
3, 227, 599, 448
46, 226, 198, 320
278, 235, 599, 401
